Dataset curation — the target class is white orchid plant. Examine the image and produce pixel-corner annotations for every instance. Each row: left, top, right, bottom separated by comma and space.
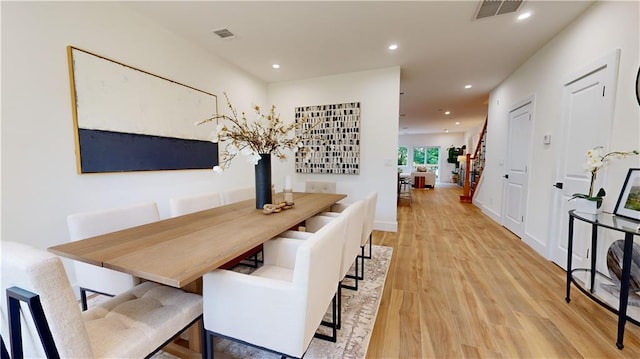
571, 146, 639, 206
197, 93, 313, 172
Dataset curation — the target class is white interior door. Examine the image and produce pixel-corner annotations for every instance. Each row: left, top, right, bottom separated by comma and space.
549, 50, 620, 269
503, 100, 533, 238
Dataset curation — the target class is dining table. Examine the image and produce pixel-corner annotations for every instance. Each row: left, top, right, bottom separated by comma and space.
48, 191, 346, 357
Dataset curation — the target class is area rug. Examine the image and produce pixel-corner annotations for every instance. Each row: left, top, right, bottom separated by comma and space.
150, 244, 393, 359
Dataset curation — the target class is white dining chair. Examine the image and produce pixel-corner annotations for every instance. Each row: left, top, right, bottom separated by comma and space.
67, 201, 160, 310
305, 181, 336, 193
202, 216, 346, 359
362, 191, 378, 259
221, 186, 263, 267
279, 200, 365, 329
221, 186, 254, 204
327, 191, 378, 280
0, 241, 203, 359
169, 191, 223, 217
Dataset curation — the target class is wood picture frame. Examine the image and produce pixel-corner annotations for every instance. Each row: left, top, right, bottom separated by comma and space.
67, 46, 218, 173
635, 65, 640, 107
614, 168, 640, 221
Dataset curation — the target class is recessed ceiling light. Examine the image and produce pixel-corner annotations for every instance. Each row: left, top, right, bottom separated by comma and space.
388, 44, 398, 50
401, 127, 409, 130
455, 122, 460, 125
464, 84, 472, 89
444, 129, 449, 133
272, 64, 280, 69
445, 111, 451, 115
518, 12, 531, 21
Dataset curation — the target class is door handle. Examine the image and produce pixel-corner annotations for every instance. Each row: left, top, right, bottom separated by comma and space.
553, 182, 564, 189
503, 174, 509, 179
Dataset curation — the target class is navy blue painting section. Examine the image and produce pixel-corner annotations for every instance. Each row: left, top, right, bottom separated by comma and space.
78, 129, 218, 173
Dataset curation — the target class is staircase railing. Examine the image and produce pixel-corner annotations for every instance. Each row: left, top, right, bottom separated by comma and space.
460, 117, 487, 202
470, 118, 487, 199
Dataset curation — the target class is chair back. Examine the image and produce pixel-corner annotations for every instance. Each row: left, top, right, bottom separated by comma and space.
222, 186, 254, 204
169, 191, 222, 217
67, 201, 160, 295
362, 191, 378, 245
304, 181, 336, 193
0, 241, 94, 358
293, 216, 345, 347
339, 200, 365, 278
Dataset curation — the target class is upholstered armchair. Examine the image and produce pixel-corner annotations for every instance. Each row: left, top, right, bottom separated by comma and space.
305, 181, 336, 193
220, 187, 263, 268
66, 201, 160, 310
170, 191, 260, 269
280, 200, 365, 329
0, 241, 202, 359
330, 191, 377, 280
202, 216, 346, 358
360, 192, 377, 273
169, 191, 223, 217
221, 186, 254, 204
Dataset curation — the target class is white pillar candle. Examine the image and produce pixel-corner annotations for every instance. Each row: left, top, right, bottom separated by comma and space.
284, 175, 292, 190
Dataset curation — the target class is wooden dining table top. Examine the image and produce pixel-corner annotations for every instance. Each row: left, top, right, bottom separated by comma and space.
49, 192, 346, 288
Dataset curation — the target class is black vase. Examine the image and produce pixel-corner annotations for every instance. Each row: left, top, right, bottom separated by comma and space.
254, 153, 272, 209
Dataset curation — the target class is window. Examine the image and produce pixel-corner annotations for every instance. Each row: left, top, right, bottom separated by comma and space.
398, 146, 408, 166
413, 146, 440, 178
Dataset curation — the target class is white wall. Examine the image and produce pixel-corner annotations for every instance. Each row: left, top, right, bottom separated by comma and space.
475, 1, 640, 257
399, 132, 466, 183
1, 2, 268, 284
268, 67, 401, 232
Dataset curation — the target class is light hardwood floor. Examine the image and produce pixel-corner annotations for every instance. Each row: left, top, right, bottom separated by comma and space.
367, 184, 640, 358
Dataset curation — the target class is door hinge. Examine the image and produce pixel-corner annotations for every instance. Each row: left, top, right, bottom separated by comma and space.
521, 216, 524, 222
586, 248, 590, 259
603, 86, 606, 97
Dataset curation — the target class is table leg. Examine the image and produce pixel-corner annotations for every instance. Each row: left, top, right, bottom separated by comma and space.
616, 233, 634, 350
186, 279, 203, 352
566, 216, 574, 303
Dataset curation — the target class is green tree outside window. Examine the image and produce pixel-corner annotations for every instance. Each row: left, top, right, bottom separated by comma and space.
413, 147, 426, 165
398, 146, 408, 165
427, 147, 439, 165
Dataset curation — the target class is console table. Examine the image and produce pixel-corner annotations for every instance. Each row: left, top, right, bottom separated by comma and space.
566, 210, 640, 349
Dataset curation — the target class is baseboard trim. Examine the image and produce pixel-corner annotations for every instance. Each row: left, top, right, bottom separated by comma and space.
480, 204, 502, 224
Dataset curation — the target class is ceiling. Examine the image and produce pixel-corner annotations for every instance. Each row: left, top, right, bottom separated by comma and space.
124, 1, 594, 135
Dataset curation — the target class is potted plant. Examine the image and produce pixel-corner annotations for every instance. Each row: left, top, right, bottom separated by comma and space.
451, 170, 459, 183
570, 146, 638, 214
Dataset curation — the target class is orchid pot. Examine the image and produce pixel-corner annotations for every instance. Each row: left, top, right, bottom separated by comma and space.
573, 197, 603, 215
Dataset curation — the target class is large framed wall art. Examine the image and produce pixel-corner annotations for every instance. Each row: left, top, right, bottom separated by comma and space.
295, 102, 360, 174
67, 46, 218, 173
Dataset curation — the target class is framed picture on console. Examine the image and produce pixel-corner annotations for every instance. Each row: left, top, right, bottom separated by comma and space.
614, 168, 640, 221
635, 65, 640, 106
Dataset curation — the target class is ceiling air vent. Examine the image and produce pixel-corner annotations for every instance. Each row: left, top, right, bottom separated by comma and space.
475, 0, 523, 19
212, 28, 236, 39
